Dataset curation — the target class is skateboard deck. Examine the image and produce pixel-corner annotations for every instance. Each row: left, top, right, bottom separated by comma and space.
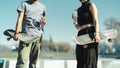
72, 29, 118, 45
3, 29, 39, 44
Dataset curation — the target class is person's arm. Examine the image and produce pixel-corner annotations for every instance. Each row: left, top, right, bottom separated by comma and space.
13, 11, 24, 41
90, 3, 99, 33
72, 11, 81, 30
89, 3, 100, 42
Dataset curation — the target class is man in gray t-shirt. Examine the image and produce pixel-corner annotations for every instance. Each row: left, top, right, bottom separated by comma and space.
13, 0, 46, 68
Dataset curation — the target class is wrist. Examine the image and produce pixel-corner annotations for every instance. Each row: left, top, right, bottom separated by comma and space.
42, 17, 46, 20
42, 18, 45, 20
15, 32, 19, 35
95, 32, 99, 35
96, 32, 99, 34
95, 31, 99, 33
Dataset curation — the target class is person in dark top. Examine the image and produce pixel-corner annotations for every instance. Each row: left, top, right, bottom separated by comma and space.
72, 0, 100, 68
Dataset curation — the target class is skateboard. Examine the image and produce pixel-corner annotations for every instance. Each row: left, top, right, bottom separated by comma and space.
3, 29, 39, 44
72, 29, 118, 45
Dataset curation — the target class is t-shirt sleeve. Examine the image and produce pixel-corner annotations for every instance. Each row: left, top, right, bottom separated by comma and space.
17, 1, 26, 13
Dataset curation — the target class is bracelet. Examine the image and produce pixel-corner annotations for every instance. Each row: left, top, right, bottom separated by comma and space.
95, 32, 99, 34
15, 32, 19, 35
42, 18, 45, 20
96, 32, 99, 33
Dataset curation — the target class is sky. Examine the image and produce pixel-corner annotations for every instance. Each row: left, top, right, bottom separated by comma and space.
0, 0, 120, 47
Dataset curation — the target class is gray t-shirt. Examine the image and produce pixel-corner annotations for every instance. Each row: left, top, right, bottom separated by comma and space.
17, 1, 46, 37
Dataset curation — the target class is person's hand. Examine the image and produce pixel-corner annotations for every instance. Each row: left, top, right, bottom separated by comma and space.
40, 17, 46, 25
74, 24, 80, 29
83, 44, 88, 48
94, 33, 101, 43
72, 14, 77, 21
13, 33, 19, 41
72, 14, 80, 30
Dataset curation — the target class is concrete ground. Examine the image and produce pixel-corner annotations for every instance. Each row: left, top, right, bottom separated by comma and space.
1, 58, 120, 68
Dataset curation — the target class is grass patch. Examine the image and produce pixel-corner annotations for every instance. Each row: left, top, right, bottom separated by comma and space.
0, 51, 75, 59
